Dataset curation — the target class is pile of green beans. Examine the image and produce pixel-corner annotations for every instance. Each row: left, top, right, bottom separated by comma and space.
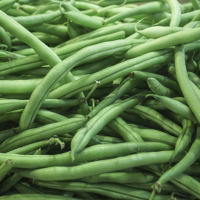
1, 0, 200, 199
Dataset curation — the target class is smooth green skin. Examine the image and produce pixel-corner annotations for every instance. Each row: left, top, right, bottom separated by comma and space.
19, 39, 134, 132
188, 71, 200, 89
0, 31, 124, 76
163, 0, 181, 27
127, 105, 182, 136
96, 135, 124, 144
0, 159, 13, 182
136, 26, 188, 39
125, 27, 200, 58
71, 94, 145, 159
142, 99, 167, 110
129, 126, 177, 146
0, 118, 86, 153
74, 1, 101, 10
78, 172, 157, 184
12, 33, 65, 46
0, 194, 77, 200
34, 181, 171, 200
19, 5, 37, 15
175, 44, 200, 123
155, 126, 200, 193
108, 117, 143, 142
68, 21, 81, 39
103, 2, 169, 25
13, 151, 183, 181
7, 140, 50, 154
147, 78, 176, 97
0, 99, 79, 115
132, 70, 181, 94
186, 55, 197, 73
0, 27, 11, 51
0, 142, 172, 169
72, 56, 118, 76
0, 0, 16, 12
168, 119, 194, 165
48, 50, 173, 99
147, 94, 198, 122
191, 0, 200, 10
28, 24, 68, 39
64, 11, 103, 29
12, 10, 62, 27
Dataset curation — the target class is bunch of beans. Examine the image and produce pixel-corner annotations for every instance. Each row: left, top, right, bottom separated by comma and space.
1, 0, 200, 199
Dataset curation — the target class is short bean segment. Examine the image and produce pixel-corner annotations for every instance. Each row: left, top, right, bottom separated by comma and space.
126, 105, 182, 136
147, 94, 198, 122
128, 125, 177, 146
108, 117, 143, 142
147, 78, 176, 97
0, 27, 11, 51
0, 159, 13, 182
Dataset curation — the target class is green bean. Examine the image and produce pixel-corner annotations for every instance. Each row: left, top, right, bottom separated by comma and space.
163, 0, 181, 27
188, 71, 200, 88
6, 8, 29, 17
13, 150, 183, 181
175, 44, 200, 123
63, 11, 103, 29
0, 118, 86, 153
103, 2, 169, 25
125, 28, 200, 59
7, 139, 50, 154
0, 27, 11, 51
0, 0, 16, 12
34, 181, 172, 200
132, 70, 181, 94
67, 21, 82, 39
12, 10, 61, 27
136, 26, 189, 39
154, 125, 200, 194
0, 142, 172, 169
28, 24, 68, 39
186, 54, 197, 73
71, 94, 145, 159
127, 105, 182, 136
108, 117, 143, 142
75, 2, 101, 10
0, 159, 13, 182
128, 125, 177, 146
78, 172, 158, 184
147, 78, 176, 97
191, 0, 200, 10
142, 99, 167, 110
168, 119, 194, 167
0, 99, 79, 115
19, 5, 37, 15
0, 194, 77, 200
147, 94, 197, 122
12, 33, 65, 46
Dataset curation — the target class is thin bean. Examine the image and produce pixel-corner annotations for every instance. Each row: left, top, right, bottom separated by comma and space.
0, 159, 13, 182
